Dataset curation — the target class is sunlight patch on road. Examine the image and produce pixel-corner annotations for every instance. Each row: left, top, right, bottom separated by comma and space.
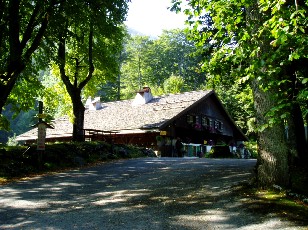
92, 189, 149, 206
172, 210, 233, 229
0, 198, 47, 209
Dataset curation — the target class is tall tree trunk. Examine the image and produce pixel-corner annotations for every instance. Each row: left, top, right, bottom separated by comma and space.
57, 23, 94, 142
58, 37, 86, 142
72, 94, 85, 142
252, 81, 290, 187
246, 0, 290, 188
288, 103, 308, 165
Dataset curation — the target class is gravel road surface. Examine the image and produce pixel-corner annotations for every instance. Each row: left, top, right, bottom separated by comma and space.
0, 158, 307, 229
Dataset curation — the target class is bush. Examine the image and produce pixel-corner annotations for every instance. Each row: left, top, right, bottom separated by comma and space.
245, 141, 258, 158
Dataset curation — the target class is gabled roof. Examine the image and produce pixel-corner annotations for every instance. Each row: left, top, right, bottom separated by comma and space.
84, 90, 213, 132
16, 90, 247, 141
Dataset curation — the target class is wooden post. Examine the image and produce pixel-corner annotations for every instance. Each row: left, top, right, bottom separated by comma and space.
37, 101, 45, 169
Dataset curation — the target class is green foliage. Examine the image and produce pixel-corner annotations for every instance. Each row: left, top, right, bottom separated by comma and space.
245, 141, 258, 158
6, 135, 18, 147
163, 75, 185, 94
205, 148, 214, 158
0, 0, 129, 135
39, 70, 73, 119
150, 86, 165, 97
120, 35, 154, 98
0, 105, 36, 143
171, 0, 307, 131
120, 29, 206, 99
0, 114, 10, 132
172, 0, 308, 188
214, 84, 256, 138
0, 146, 36, 177
0, 1, 61, 115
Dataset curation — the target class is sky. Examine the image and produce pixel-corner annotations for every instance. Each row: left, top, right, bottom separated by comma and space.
124, 0, 187, 38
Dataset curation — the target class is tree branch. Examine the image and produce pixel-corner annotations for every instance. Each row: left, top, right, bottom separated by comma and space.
58, 36, 72, 92
79, 23, 94, 90
8, 0, 21, 70
72, 57, 80, 88
23, 2, 53, 62
0, 0, 5, 46
20, 2, 42, 51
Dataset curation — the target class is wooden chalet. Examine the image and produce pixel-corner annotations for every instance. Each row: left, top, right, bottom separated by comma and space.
17, 88, 247, 155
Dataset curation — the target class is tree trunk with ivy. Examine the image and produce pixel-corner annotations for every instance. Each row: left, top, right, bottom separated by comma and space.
247, 1, 289, 187
252, 81, 290, 187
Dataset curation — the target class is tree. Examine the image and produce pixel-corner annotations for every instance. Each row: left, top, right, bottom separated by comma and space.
120, 35, 153, 98
120, 29, 206, 98
171, 0, 308, 187
0, 1, 59, 128
211, 84, 256, 139
50, 1, 128, 141
0, 105, 36, 144
147, 29, 205, 90
257, 0, 308, 164
163, 75, 185, 94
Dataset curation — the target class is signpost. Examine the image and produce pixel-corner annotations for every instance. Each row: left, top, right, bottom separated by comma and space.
37, 101, 48, 151
37, 123, 47, 151
34, 101, 53, 168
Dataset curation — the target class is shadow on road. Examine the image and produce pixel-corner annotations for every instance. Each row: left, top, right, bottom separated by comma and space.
1, 158, 306, 229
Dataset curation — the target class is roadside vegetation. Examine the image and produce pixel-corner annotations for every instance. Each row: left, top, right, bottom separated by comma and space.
0, 141, 154, 184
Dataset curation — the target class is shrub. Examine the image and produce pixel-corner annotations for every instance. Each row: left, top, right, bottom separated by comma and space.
6, 134, 18, 146
0, 141, 152, 179
245, 141, 258, 158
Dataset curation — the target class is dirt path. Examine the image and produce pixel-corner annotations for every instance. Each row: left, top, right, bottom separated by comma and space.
0, 158, 307, 229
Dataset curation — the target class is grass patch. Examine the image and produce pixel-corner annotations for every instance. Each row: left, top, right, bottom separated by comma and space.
234, 183, 308, 226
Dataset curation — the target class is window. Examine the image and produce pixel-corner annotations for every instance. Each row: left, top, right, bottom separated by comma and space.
195, 115, 200, 124
202, 116, 212, 127
214, 120, 223, 131
187, 115, 194, 124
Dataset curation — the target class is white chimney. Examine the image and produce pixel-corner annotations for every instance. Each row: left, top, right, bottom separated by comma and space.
93, 97, 102, 110
132, 87, 153, 106
85, 96, 102, 110
85, 96, 92, 109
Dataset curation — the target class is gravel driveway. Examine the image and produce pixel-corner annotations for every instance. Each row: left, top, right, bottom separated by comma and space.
0, 158, 306, 229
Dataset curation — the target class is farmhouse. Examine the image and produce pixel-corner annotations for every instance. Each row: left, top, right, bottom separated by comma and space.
17, 88, 247, 156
